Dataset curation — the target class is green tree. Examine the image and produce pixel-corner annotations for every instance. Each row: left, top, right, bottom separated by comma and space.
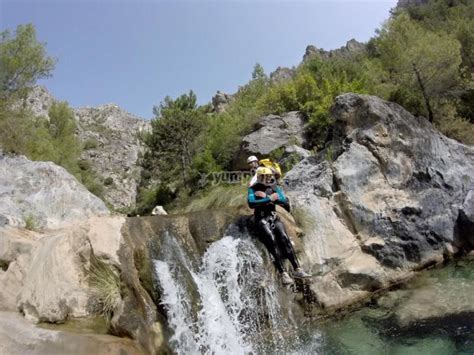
0, 24, 56, 154
401, 0, 474, 124
145, 91, 205, 190
0, 107, 38, 154
197, 66, 270, 171
257, 60, 367, 148
46, 101, 82, 173
375, 13, 463, 123
252, 63, 266, 80
0, 24, 56, 104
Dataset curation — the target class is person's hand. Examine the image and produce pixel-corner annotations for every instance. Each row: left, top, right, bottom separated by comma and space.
269, 193, 279, 202
255, 191, 266, 198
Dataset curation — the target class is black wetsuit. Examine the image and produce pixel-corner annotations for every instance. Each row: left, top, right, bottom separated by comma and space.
247, 183, 300, 273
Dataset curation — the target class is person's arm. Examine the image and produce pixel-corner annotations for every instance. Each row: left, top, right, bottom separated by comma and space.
248, 174, 258, 187
248, 187, 271, 209
274, 186, 291, 212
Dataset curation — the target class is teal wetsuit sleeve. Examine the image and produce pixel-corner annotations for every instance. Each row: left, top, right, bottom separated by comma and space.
248, 188, 271, 209
275, 186, 287, 203
275, 186, 291, 212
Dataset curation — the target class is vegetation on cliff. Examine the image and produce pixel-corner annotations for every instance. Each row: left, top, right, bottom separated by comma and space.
138, 0, 474, 212
0, 25, 105, 198
1, 1, 473, 212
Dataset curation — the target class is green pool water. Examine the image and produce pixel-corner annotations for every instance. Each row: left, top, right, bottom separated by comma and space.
316, 258, 474, 355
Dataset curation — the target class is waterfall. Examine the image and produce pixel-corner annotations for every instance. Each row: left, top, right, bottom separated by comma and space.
153, 227, 319, 354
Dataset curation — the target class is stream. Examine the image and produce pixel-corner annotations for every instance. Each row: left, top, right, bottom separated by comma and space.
152, 228, 474, 354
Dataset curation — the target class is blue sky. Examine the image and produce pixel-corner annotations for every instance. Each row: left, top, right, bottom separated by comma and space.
1, 0, 397, 119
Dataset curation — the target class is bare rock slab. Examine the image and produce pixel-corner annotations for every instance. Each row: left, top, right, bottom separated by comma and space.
0, 311, 144, 355
0, 153, 109, 230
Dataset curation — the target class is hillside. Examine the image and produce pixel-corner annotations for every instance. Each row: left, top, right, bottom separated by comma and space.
24, 86, 150, 210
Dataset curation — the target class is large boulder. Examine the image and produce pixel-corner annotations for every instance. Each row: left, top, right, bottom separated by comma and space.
9, 216, 126, 323
17, 224, 95, 323
284, 93, 474, 312
0, 228, 40, 311
0, 153, 109, 230
234, 111, 309, 170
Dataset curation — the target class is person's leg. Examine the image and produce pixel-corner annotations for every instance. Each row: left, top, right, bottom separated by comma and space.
273, 219, 300, 270
256, 218, 285, 273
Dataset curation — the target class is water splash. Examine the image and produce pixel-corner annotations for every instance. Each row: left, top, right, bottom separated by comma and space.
153, 229, 309, 354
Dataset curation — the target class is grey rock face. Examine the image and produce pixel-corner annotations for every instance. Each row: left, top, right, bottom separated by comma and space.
211, 91, 234, 113
234, 111, 308, 170
284, 93, 473, 310
22, 86, 56, 118
459, 190, 474, 248
303, 39, 366, 62
23, 86, 151, 210
75, 104, 150, 210
332, 94, 473, 264
303, 45, 319, 62
269, 66, 296, 84
0, 153, 109, 230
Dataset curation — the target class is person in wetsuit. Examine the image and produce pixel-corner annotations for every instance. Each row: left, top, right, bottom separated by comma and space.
247, 155, 282, 188
247, 167, 310, 285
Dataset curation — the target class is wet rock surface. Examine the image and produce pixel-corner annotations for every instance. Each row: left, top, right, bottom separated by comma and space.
0, 150, 306, 354
391, 259, 474, 327
0, 311, 144, 355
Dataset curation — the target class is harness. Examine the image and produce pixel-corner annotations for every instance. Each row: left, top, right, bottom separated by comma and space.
259, 210, 278, 229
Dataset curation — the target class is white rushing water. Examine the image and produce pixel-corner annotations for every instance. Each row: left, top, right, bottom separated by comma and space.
153, 231, 301, 354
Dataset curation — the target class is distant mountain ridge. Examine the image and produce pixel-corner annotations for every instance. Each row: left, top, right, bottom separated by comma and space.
211, 38, 367, 112
302, 39, 366, 62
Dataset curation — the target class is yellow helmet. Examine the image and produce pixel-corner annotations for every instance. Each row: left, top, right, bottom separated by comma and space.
256, 167, 273, 176
259, 158, 282, 178
256, 167, 276, 186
